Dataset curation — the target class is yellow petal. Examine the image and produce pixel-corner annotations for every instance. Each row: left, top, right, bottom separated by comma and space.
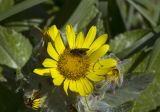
32, 104, 39, 109
63, 79, 70, 95
55, 33, 65, 55
75, 32, 84, 48
33, 99, 40, 102
82, 26, 96, 48
89, 68, 111, 75
53, 76, 64, 86
33, 68, 50, 76
89, 44, 109, 62
66, 24, 76, 49
87, 34, 108, 55
47, 42, 59, 61
42, 58, 57, 67
44, 25, 59, 41
69, 80, 77, 92
94, 58, 117, 70
86, 73, 104, 81
50, 68, 62, 78
80, 78, 93, 95
76, 80, 86, 96
89, 61, 112, 74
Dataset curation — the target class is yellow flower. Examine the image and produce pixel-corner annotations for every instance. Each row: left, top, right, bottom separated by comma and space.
24, 90, 46, 110
33, 24, 117, 96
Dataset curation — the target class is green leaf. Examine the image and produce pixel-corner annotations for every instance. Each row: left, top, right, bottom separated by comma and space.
116, 30, 160, 59
131, 38, 160, 112
0, 0, 14, 14
103, 72, 154, 107
0, 0, 47, 21
134, 0, 160, 26
127, 0, 157, 27
5, 19, 43, 32
65, 0, 98, 30
0, 67, 6, 82
53, 0, 97, 31
147, 38, 160, 72
110, 29, 147, 54
128, 50, 150, 73
0, 26, 32, 69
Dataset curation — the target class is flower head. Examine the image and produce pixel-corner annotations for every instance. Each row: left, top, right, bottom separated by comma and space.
24, 90, 46, 110
33, 24, 117, 96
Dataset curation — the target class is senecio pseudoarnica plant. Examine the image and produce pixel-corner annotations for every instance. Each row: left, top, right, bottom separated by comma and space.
33, 24, 123, 111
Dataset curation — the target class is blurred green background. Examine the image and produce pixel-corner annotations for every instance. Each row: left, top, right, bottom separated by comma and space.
0, 0, 160, 112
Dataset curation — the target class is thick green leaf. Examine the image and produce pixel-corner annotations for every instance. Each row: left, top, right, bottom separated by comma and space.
65, 0, 97, 30
131, 38, 160, 112
0, 0, 14, 14
0, 26, 32, 69
127, 0, 157, 27
129, 50, 150, 73
0, 67, 6, 82
0, 0, 47, 21
147, 38, 160, 72
134, 0, 160, 26
5, 19, 43, 32
110, 29, 147, 54
116, 30, 160, 59
103, 72, 154, 107
53, 0, 97, 31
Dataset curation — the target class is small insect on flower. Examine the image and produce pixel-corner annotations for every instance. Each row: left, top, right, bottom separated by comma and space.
24, 90, 46, 110
70, 48, 89, 56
